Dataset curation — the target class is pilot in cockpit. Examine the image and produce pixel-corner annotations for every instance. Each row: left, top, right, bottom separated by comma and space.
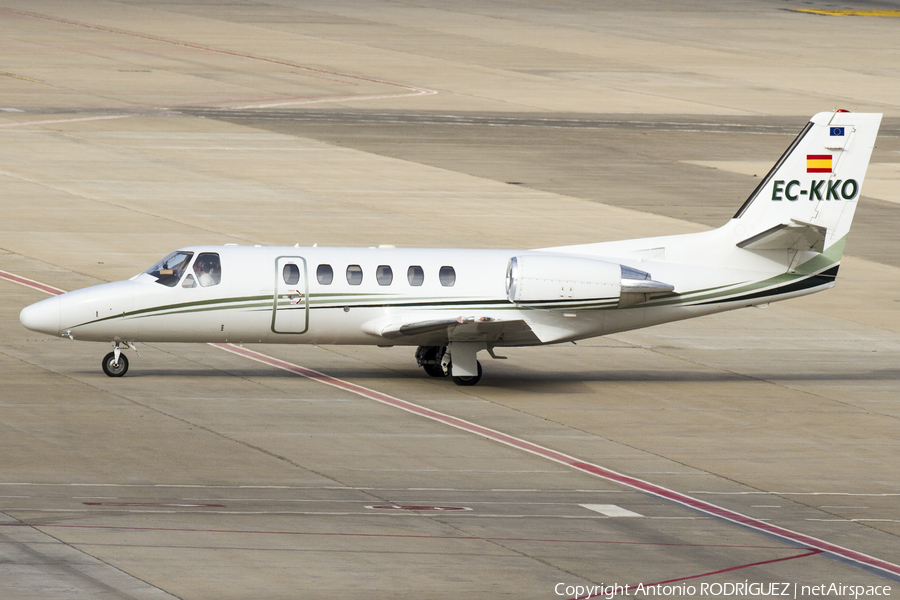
193, 253, 221, 287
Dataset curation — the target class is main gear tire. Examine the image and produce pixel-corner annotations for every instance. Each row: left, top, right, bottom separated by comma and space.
452, 361, 482, 386
418, 346, 448, 377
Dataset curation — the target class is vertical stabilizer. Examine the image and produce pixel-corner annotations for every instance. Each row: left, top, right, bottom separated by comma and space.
731, 111, 881, 258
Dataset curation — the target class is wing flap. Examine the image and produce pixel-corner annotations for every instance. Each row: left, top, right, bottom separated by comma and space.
371, 316, 541, 345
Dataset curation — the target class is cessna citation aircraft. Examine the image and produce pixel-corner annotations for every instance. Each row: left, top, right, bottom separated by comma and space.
20, 111, 881, 385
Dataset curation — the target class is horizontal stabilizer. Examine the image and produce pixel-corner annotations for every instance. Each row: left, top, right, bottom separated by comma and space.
737, 219, 827, 253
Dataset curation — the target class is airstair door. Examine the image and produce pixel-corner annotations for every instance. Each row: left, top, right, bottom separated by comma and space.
272, 256, 308, 334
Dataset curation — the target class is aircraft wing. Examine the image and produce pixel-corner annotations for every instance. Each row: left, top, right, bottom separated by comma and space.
368, 316, 542, 346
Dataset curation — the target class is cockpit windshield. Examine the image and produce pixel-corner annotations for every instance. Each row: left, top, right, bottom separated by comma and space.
144, 251, 194, 287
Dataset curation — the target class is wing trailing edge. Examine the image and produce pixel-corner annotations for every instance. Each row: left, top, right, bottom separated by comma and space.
364, 316, 542, 345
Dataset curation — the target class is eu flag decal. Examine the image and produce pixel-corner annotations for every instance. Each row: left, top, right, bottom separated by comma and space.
830, 127, 845, 136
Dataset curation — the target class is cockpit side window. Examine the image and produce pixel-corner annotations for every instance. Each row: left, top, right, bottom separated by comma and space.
145, 251, 194, 287
193, 253, 222, 287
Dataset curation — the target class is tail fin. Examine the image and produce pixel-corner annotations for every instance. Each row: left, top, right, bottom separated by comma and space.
730, 111, 881, 262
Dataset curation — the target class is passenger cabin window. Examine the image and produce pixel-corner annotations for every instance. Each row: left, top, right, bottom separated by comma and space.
407, 265, 424, 286
376, 265, 393, 286
283, 263, 300, 285
439, 266, 456, 287
194, 253, 222, 287
281, 263, 300, 285
346, 264, 363, 285
145, 251, 194, 287
317, 264, 333, 285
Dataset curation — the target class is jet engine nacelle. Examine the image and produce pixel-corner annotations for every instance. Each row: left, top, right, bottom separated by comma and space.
505, 254, 622, 304
505, 254, 676, 306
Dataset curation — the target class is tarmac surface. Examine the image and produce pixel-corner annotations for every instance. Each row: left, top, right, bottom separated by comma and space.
1, 1, 899, 599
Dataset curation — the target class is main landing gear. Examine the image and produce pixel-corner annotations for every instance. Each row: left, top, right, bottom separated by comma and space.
101, 342, 132, 377
415, 345, 483, 386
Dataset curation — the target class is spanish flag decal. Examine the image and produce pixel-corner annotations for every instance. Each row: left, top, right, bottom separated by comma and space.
807, 154, 832, 173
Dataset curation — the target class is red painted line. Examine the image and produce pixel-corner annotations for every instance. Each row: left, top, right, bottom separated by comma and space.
211, 343, 900, 580
644, 549, 823, 588
0, 522, 809, 550
1, 8, 437, 100
0, 270, 66, 296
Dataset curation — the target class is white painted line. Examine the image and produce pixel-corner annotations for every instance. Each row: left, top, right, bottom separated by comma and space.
235, 90, 437, 110
0, 115, 134, 128
580, 504, 643, 517
0, 269, 67, 295
807, 519, 899, 523
2, 8, 438, 112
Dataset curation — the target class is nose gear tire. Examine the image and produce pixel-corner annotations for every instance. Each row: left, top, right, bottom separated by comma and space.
102, 352, 129, 377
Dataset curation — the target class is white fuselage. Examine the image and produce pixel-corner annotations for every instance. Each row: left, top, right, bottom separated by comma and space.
20, 239, 833, 348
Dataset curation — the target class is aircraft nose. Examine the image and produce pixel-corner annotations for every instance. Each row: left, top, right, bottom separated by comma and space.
20, 296, 61, 335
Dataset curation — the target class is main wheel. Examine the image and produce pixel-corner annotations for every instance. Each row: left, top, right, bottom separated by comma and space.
418, 346, 448, 377
102, 352, 129, 377
423, 362, 446, 377
452, 361, 482, 386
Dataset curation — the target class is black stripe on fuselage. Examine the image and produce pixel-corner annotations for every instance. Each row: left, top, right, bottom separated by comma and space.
696, 266, 839, 306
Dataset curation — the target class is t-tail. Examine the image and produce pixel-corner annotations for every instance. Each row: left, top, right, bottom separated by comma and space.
726, 110, 881, 276
544, 110, 883, 317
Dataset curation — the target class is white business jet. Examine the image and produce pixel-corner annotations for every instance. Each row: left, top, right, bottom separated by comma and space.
20, 111, 881, 385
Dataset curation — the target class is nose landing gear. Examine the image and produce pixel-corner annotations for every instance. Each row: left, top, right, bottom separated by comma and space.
101, 342, 132, 377
102, 351, 128, 377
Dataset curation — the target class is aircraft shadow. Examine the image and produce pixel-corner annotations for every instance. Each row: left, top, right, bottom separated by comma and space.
91, 367, 900, 387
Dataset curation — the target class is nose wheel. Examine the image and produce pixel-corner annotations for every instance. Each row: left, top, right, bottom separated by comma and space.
102, 348, 129, 377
